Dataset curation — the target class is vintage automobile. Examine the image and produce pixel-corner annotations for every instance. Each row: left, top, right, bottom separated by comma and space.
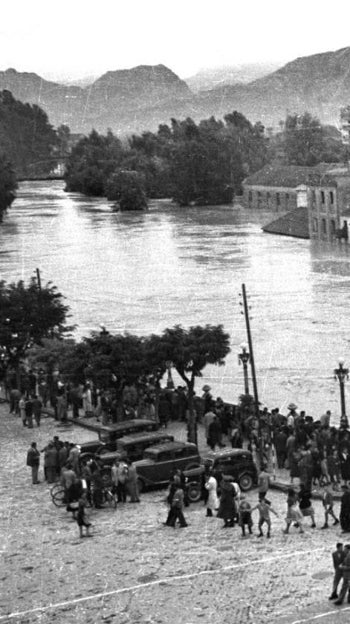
134, 441, 201, 491
183, 448, 258, 503
92, 431, 175, 468
78, 419, 159, 458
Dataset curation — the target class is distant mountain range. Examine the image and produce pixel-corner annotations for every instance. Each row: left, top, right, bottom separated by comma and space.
1, 47, 350, 135
185, 63, 282, 92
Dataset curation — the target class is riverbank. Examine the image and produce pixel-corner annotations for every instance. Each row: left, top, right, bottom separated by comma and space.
1, 402, 349, 624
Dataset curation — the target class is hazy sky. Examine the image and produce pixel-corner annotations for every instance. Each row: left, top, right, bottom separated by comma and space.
1, 0, 350, 81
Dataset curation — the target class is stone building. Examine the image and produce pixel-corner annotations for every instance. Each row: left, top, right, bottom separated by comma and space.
305, 167, 350, 242
242, 164, 331, 211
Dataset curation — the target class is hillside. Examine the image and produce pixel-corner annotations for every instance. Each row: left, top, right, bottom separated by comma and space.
196, 47, 350, 128
1, 48, 350, 134
185, 62, 281, 92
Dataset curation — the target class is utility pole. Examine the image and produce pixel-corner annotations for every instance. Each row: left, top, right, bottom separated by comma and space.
241, 283, 263, 467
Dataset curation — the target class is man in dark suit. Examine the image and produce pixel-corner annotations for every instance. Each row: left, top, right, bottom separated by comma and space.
329, 543, 345, 600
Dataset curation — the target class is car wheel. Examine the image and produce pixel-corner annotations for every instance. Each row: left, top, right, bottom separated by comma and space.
239, 473, 253, 492
137, 478, 145, 493
187, 482, 202, 503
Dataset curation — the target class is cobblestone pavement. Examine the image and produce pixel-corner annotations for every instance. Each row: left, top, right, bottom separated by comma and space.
1, 406, 350, 624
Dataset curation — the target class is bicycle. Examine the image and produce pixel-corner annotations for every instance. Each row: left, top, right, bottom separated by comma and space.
50, 483, 66, 507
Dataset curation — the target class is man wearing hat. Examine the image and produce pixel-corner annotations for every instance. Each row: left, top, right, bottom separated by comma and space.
202, 385, 213, 415
287, 404, 298, 430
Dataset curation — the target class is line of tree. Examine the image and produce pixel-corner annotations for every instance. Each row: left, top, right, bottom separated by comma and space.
271, 112, 348, 167
0, 277, 231, 444
64, 112, 269, 208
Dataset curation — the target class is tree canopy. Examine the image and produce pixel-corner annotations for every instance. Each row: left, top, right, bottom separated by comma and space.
64, 111, 268, 206
0, 155, 17, 221
0, 278, 70, 377
282, 112, 346, 166
0, 90, 59, 176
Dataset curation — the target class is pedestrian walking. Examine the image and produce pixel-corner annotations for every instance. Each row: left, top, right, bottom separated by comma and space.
167, 485, 188, 528
322, 485, 339, 529
251, 497, 278, 538
329, 543, 345, 600
335, 544, 350, 605
284, 488, 304, 534
205, 471, 219, 517
298, 485, 316, 528
76, 492, 92, 538
26, 442, 40, 484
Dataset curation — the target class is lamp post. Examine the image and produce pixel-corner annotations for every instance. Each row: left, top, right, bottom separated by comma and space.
165, 360, 174, 390
238, 343, 250, 395
334, 358, 349, 428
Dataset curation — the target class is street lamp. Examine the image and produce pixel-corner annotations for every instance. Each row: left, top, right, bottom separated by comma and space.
334, 358, 349, 428
238, 343, 250, 395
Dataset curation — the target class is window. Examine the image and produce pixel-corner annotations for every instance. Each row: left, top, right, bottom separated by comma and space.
322, 218, 327, 234
312, 218, 318, 233
321, 191, 325, 204
266, 192, 270, 208
331, 219, 336, 235
330, 191, 334, 204
276, 193, 280, 206
248, 191, 252, 204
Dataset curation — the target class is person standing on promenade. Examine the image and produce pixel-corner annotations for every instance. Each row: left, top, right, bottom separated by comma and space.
26, 442, 40, 484
258, 464, 270, 501
19, 394, 26, 426
298, 484, 316, 528
32, 395, 42, 427
334, 544, 350, 605
238, 495, 253, 537
25, 395, 34, 429
340, 485, 350, 532
205, 470, 219, 517
329, 543, 345, 600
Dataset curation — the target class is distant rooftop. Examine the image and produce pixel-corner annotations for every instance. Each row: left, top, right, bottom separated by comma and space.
244, 163, 349, 188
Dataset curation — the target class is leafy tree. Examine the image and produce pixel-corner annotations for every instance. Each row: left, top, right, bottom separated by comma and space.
64, 130, 124, 195
105, 169, 148, 211
0, 155, 17, 221
0, 278, 70, 386
160, 324, 231, 444
283, 112, 345, 166
0, 90, 59, 176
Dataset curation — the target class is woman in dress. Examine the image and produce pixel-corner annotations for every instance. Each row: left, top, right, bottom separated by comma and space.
205, 470, 219, 517
217, 475, 237, 528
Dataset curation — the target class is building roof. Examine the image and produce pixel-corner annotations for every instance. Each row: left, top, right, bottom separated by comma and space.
243, 163, 350, 189
262, 207, 310, 239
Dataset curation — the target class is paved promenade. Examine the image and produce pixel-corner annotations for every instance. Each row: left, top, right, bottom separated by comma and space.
1, 404, 350, 624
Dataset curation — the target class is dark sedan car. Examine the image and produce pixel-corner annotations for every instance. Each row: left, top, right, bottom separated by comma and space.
134, 441, 201, 491
184, 448, 258, 502
78, 419, 160, 457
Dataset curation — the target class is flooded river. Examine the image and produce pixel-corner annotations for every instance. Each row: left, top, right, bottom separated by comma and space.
1, 180, 350, 420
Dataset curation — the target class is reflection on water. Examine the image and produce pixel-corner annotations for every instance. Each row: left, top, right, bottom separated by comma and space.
1, 180, 350, 420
